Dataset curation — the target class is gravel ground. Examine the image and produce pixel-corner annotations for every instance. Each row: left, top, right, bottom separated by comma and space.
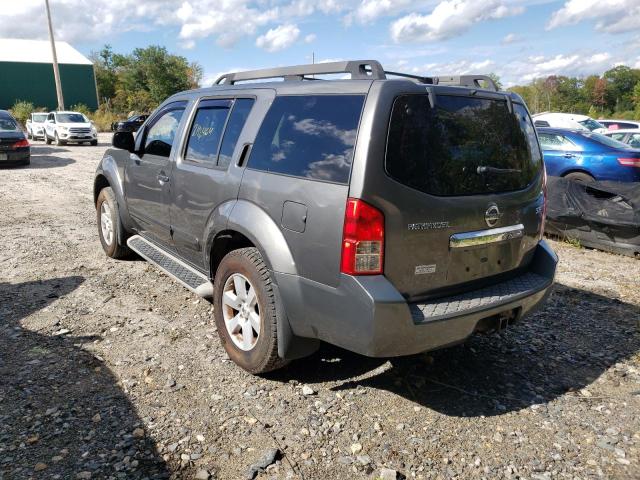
1, 135, 639, 480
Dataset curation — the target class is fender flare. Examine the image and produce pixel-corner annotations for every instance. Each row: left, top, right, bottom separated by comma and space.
204, 199, 298, 276
94, 152, 135, 234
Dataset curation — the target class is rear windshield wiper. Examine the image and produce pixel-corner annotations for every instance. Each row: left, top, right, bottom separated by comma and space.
477, 165, 522, 175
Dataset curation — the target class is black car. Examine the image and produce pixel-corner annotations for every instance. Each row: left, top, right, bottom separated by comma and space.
111, 114, 148, 133
0, 110, 30, 167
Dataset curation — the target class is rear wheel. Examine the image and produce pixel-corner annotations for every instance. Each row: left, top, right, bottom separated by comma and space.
564, 172, 594, 183
96, 187, 131, 259
213, 248, 287, 374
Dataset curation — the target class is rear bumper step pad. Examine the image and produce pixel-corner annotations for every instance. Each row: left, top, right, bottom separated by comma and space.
127, 235, 213, 298
410, 272, 551, 323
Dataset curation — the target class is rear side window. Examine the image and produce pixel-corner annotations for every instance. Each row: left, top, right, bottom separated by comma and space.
185, 99, 232, 165
386, 95, 542, 196
629, 133, 640, 148
218, 98, 255, 168
248, 95, 365, 184
538, 133, 578, 150
0, 116, 19, 131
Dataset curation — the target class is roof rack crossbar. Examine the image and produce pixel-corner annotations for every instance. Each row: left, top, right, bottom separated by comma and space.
383, 70, 431, 83
215, 60, 386, 85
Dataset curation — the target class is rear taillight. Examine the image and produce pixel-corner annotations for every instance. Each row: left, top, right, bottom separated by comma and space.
340, 198, 384, 275
12, 138, 30, 149
617, 157, 640, 167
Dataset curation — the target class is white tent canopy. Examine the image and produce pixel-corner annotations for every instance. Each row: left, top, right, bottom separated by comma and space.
0, 38, 92, 65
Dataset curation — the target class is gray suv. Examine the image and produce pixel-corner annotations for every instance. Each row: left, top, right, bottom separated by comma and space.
94, 60, 557, 373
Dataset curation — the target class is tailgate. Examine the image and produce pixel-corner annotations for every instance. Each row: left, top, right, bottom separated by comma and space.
372, 92, 545, 300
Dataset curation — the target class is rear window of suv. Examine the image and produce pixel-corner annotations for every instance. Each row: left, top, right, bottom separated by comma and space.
386, 95, 542, 196
248, 95, 364, 184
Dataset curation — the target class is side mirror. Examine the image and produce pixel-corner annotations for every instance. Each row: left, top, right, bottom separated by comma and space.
112, 131, 136, 153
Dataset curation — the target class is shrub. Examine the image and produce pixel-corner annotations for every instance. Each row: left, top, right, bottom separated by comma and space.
9, 100, 35, 126
88, 105, 119, 132
612, 110, 636, 120
69, 103, 92, 116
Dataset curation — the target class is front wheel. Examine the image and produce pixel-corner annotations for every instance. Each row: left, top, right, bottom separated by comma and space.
96, 187, 131, 259
90, 140, 98, 146
213, 248, 288, 374
45, 132, 52, 145
55, 133, 66, 146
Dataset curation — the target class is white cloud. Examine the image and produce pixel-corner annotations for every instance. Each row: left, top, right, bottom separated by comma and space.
387, 47, 632, 87
345, 0, 413, 25
304, 33, 317, 43
390, 0, 524, 43
548, 0, 640, 34
502, 33, 520, 44
256, 24, 301, 52
509, 52, 615, 83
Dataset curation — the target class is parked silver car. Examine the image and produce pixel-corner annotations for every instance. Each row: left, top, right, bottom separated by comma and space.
604, 129, 640, 148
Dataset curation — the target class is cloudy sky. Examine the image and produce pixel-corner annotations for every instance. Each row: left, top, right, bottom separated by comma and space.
1, 0, 639, 87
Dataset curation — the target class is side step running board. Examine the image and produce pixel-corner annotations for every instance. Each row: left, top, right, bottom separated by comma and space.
127, 235, 213, 299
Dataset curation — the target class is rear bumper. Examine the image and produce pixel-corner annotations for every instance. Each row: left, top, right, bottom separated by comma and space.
0, 149, 30, 165
276, 240, 557, 357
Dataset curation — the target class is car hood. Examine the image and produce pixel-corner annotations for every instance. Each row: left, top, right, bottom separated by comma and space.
57, 122, 93, 129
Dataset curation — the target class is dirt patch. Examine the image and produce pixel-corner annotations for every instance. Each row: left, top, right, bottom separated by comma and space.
1, 136, 639, 479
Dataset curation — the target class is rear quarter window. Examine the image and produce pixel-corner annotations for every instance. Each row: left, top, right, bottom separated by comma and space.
385, 94, 542, 196
248, 95, 365, 184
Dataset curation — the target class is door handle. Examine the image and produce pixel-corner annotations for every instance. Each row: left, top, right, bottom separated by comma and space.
157, 173, 170, 184
563, 153, 575, 158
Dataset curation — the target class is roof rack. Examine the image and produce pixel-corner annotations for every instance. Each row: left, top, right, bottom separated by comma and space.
214, 60, 386, 85
384, 71, 498, 91
213, 60, 499, 92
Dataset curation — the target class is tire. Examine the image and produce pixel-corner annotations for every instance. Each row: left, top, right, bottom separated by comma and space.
96, 187, 131, 259
45, 132, 52, 145
213, 247, 288, 374
55, 133, 66, 146
27, 130, 32, 139
91, 140, 98, 146
564, 172, 594, 183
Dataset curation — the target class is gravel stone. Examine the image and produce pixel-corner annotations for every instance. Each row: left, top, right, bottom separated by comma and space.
1, 136, 639, 480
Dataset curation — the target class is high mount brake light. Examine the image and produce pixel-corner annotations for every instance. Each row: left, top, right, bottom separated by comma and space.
340, 198, 384, 275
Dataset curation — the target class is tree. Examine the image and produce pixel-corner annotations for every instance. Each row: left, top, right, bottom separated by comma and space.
591, 78, 607, 112
634, 82, 640, 119
487, 73, 502, 90
90, 45, 119, 104
90, 44, 203, 113
603, 65, 640, 112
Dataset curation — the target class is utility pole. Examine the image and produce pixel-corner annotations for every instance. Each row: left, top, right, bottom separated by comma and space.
45, 0, 64, 110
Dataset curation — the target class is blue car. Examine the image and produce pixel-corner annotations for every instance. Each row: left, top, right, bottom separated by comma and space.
537, 127, 640, 182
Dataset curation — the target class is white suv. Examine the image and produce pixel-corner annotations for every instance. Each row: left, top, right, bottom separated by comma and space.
532, 112, 606, 133
44, 111, 98, 146
26, 112, 48, 140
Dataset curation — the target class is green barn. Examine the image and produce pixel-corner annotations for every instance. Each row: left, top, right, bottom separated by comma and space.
0, 38, 98, 111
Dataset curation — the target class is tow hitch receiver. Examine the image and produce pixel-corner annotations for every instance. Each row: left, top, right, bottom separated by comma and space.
474, 308, 520, 334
